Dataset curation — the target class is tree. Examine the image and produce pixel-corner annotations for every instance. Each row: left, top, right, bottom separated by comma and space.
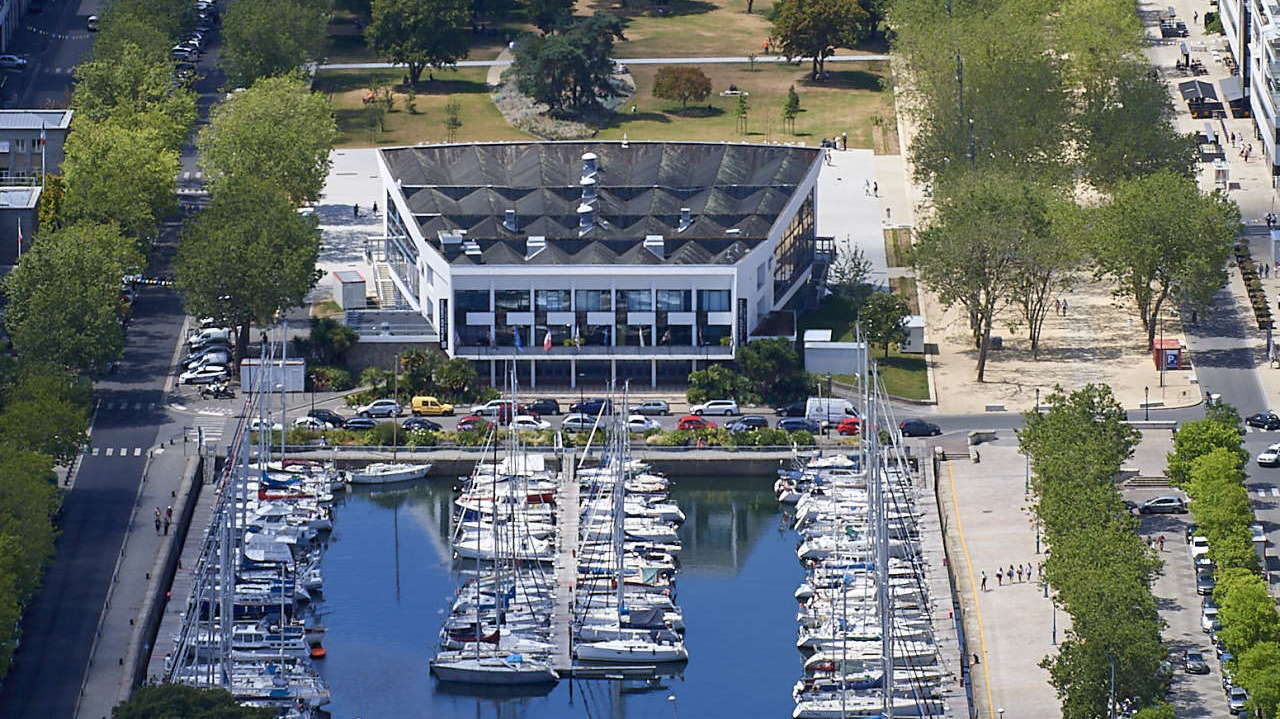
305, 318, 359, 365
735, 92, 749, 134
3, 223, 143, 374
652, 65, 711, 109
113, 684, 275, 719
782, 84, 800, 133
175, 178, 321, 358
686, 363, 755, 404
220, 0, 327, 87
61, 120, 178, 241
198, 75, 337, 207
860, 291, 911, 356
1008, 191, 1081, 358
1167, 418, 1246, 487
1131, 703, 1176, 719
1218, 573, 1280, 654
913, 170, 1035, 381
511, 13, 625, 115
366, 0, 471, 86
36, 173, 65, 232
736, 338, 813, 404
444, 97, 463, 142
770, 0, 870, 78
827, 245, 874, 305
1236, 642, 1280, 719
71, 42, 197, 152
524, 0, 573, 33
435, 358, 480, 400
0, 391, 89, 467
1089, 171, 1239, 351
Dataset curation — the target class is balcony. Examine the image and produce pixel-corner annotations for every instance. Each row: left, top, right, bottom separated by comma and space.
344, 309, 438, 342
454, 344, 734, 359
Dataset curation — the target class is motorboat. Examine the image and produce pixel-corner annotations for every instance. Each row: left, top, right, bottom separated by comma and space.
349, 462, 431, 484
430, 653, 559, 685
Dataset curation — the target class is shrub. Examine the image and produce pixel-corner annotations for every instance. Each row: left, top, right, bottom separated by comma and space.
285, 428, 323, 445
309, 365, 354, 391
368, 421, 409, 446
405, 430, 439, 447
788, 429, 816, 446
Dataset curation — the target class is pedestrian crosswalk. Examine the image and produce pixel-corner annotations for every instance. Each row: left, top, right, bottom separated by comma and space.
180, 171, 204, 181
1250, 485, 1280, 497
99, 400, 160, 412
87, 446, 150, 458
185, 414, 227, 444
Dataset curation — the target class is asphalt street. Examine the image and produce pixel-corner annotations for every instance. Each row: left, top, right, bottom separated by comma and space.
3, 0, 96, 108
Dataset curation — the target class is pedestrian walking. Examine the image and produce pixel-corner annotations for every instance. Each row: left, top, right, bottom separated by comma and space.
981, 572, 988, 591
1025, 563, 1033, 579
996, 568, 1003, 585
154, 516, 162, 535
1158, 534, 1165, 551
372, 201, 378, 214
1054, 298, 1062, 315
1016, 565, 1023, 582
165, 505, 173, 521
163, 516, 171, 535
885, 207, 892, 222
1194, 10, 1198, 22
1061, 298, 1068, 316
873, 181, 879, 197
864, 179, 870, 196
353, 203, 360, 218
1008, 565, 1016, 582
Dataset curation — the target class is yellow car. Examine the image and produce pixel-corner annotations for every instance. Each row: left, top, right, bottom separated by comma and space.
411, 396, 454, 416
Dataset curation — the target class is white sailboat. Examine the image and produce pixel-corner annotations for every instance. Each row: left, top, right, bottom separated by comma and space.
348, 462, 431, 484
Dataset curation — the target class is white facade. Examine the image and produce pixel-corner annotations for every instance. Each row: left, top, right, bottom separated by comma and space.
1222, 0, 1280, 175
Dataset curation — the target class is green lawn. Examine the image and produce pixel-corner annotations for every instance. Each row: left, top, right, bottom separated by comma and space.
800, 295, 931, 401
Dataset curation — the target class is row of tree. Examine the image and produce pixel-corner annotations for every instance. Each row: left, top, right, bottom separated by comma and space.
895, 0, 1239, 381
221, 0, 329, 88
1018, 385, 1170, 719
1167, 407, 1280, 716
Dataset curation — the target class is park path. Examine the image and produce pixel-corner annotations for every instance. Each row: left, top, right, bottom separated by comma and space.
319, 53, 891, 71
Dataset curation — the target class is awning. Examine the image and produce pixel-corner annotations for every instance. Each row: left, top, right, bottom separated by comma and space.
1179, 79, 1218, 102
1220, 75, 1244, 102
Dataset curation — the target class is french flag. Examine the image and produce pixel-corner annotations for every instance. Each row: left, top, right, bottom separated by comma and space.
543, 330, 552, 352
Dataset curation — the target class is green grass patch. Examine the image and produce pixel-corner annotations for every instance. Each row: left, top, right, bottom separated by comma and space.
889, 277, 919, 313
885, 227, 912, 268
801, 294, 930, 401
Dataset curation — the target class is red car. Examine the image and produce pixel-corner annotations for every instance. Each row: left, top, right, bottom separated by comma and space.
677, 415, 717, 431
457, 414, 490, 432
836, 417, 862, 436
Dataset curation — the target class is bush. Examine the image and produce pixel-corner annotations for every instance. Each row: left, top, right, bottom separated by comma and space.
1206, 11, 1223, 34
344, 390, 375, 407
788, 429, 816, 446
309, 365, 354, 391
367, 421, 409, 446
405, 429, 439, 447
285, 427, 323, 445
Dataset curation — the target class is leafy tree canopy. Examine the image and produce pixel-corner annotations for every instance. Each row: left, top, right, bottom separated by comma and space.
366, 0, 471, 86
770, 0, 870, 78
652, 65, 712, 108
112, 684, 276, 719
220, 0, 327, 88
61, 119, 178, 241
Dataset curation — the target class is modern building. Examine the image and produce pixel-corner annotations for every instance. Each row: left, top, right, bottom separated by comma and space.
0, 110, 71, 183
1220, 0, 1280, 176
374, 141, 826, 387
0, 184, 39, 265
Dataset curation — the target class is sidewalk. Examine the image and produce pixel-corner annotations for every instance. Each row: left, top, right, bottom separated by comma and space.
941, 441, 1063, 719
75, 449, 204, 719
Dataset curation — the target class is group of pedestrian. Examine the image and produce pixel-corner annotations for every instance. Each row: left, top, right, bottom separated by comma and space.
1146, 534, 1167, 551
153, 505, 174, 536
1054, 297, 1069, 316
863, 179, 879, 197
979, 562, 1039, 591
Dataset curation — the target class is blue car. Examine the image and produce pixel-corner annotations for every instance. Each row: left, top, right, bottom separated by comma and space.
778, 417, 820, 433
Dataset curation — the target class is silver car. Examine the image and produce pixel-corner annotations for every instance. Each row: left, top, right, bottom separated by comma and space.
629, 400, 670, 416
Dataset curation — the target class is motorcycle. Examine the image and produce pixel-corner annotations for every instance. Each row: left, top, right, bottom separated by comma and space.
201, 383, 235, 400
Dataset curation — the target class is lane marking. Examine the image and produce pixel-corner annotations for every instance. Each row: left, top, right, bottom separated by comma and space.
104, 448, 113, 456
90, 447, 99, 456
132, 447, 142, 456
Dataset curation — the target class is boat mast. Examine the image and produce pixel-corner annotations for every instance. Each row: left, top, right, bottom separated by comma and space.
872, 362, 893, 719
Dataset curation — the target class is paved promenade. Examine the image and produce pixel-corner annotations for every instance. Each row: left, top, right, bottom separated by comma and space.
941, 439, 1062, 719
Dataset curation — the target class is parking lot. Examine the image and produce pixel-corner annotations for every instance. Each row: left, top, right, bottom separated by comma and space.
1125, 487, 1234, 719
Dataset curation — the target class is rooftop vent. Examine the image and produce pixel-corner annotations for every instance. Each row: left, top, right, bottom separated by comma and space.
526, 235, 546, 259
726, 228, 741, 236
439, 230, 464, 247
580, 177, 597, 204
577, 203, 594, 235
678, 207, 693, 232
503, 209, 518, 232
644, 234, 665, 260
463, 240, 482, 258
581, 152, 598, 178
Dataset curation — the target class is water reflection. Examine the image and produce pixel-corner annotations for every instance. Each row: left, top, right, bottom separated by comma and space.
317, 473, 802, 719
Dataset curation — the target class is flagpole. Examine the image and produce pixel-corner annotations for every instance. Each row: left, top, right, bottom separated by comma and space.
39, 122, 45, 187
16, 217, 21, 260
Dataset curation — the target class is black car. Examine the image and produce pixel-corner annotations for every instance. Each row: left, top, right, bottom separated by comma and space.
342, 416, 377, 430
1247, 411, 1280, 430
308, 408, 347, 428
403, 417, 442, 432
899, 419, 942, 437
570, 398, 613, 415
778, 417, 820, 433
527, 398, 561, 416
727, 415, 770, 433
774, 401, 806, 417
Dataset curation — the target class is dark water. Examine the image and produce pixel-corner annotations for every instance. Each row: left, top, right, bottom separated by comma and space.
315, 474, 804, 719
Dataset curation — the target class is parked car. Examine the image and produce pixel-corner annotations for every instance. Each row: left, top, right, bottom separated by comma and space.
356, 399, 403, 418
1184, 650, 1209, 674
410, 395, 454, 416
626, 415, 661, 433
630, 400, 670, 416
778, 417, 820, 433
86, 14, 98, 30
170, 45, 197, 61
470, 399, 518, 416
526, 398, 561, 416
1185, 522, 1200, 542
0, 55, 28, 70
1202, 606, 1221, 633
403, 417, 443, 432
561, 413, 596, 432
836, 417, 863, 436
1247, 411, 1280, 430
184, 352, 229, 371
690, 399, 740, 416
188, 327, 230, 347
510, 415, 551, 431
1228, 686, 1249, 714
806, 397, 858, 427
342, 416, 376, 431
727, 415, 769, 433
899, 419, 942, 437
456, 415, 489, 432
1138, 496, 1187, 514
569, 397, 613, 416
1196, 570, 1216, 595
1258, 443, 1280, 467
180, 365, 228, 384
293, 416, 328, 430
774, 401, 807, 417
181, 343, 229, 366
308, 408, 346, 428
676, 415, 717, 431
248, 418, 283, 432
1189, 535, 1212, 558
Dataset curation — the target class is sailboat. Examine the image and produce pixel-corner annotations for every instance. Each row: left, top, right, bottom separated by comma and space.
350, 355, 430, 484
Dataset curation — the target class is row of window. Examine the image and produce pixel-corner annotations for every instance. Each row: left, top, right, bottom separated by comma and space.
458, 323, 731, 348
459, 289, 731, 313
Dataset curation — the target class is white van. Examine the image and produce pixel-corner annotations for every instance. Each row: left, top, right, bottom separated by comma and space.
805, 397, 859, 428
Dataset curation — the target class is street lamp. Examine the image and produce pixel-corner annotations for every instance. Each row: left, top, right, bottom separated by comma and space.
1144, 386, 1149, 421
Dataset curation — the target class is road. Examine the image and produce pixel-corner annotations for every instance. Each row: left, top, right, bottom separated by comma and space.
0, 16, 221, 719
2, 0, 96, 108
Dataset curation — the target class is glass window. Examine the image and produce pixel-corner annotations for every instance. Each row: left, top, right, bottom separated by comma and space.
617, 289, 652, 311
700, 325, 732, 346
619, 325, 653, 346
536, 289, 571, 312
455, 290, 490, 312
656, 324, 693, 345
576, 290, 612, 312
582, 324, 612, 346
495, 289, 531, 312
698, 290, 731, 312
458, 325, 490, 346
534, 324, 571, 347
656, 290, 691, 312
